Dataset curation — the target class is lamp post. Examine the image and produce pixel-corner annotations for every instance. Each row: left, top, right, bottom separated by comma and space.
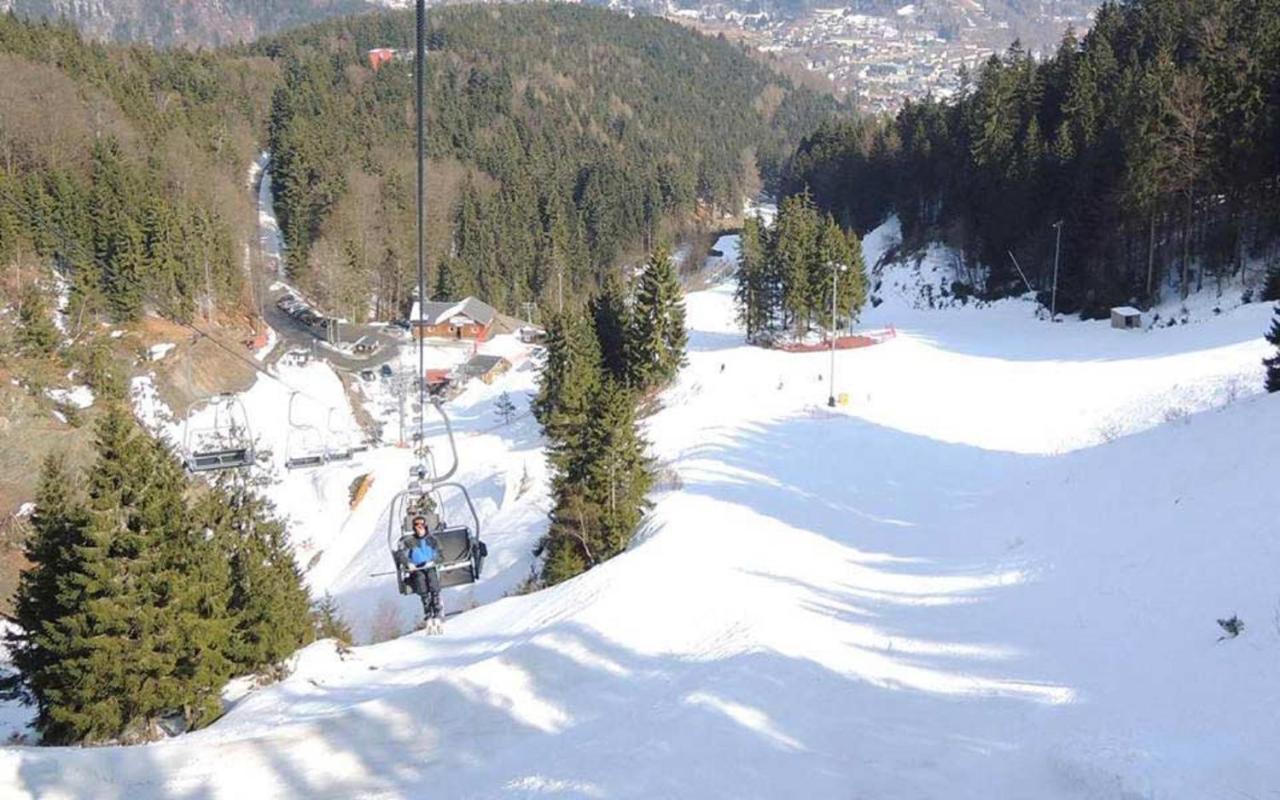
1051, 219, 1063, 319
828, 260, 846, 408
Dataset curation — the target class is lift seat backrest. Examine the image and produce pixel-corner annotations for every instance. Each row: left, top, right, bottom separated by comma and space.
188, 448, 253, 472
434, 525, 478, 587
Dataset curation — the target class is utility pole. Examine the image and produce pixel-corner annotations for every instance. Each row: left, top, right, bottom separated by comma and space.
828, 261, 845, 408
557, 261, 564, 314
1051, 219, 1063, 320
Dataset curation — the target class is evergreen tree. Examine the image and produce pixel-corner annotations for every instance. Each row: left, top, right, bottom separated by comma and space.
533, 311, 602, 457
311, 594, 353, 646
735, 214, 773, 342
591, 273, 632, 383
494, 391, 517, 425
627, 246, 687, 389
1263, 264, 1280, 302
16, 284, 59, 356
5, 456, 89, 719
1265, 306, 1280, 393
7, 408, 237, 744
577, 378, 652, 560
201, 483, 313, 675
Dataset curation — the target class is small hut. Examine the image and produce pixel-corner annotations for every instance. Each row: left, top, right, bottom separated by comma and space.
1110, 306, 1142, 330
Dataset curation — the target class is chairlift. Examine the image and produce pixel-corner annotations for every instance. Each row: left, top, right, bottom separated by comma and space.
182, 393, 256, 473
284, 391, 327, 470
324, 407, 356, 462
385, 398, 486, 595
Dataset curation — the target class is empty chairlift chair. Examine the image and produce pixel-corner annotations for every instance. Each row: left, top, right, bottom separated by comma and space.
183, 393, 256, 473
284, 391, 328, 470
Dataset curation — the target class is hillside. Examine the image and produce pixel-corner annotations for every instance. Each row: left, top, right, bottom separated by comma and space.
259, 3, 840, 317
1, 221, 1275, 797
785, 0, 1280, 316
0, 0, 382, 48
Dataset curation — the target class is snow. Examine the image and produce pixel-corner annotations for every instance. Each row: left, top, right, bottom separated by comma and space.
148, 342, 176, 361
2, 217, 1277, 797
253, 152, 286, 278
44, 385, 94, 410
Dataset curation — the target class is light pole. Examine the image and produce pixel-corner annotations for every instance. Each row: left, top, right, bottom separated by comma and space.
828, 260, 846, 408
1051, 219, 1063, 319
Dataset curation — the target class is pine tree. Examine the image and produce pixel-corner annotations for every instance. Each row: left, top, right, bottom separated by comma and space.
494, 391, 517, 425
735, 214, 773, 342
16, 284, 59, 356
578, 378, 652, 560
627, 246, 687, 389
5, 456, 89, 721
201, 482, 313, 676
1263, 263, 1280, 302
591, 273, 631, 383
7, 408, 240, 744
1264, 305, 1280, 393
533, 311, 602, 456
311, 593, 353, 646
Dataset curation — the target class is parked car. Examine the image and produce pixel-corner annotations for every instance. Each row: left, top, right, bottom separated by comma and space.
380, 363, 394, 378
359, 369, 376, 382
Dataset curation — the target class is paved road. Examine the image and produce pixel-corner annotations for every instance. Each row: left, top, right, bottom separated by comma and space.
260, 286, 406, 373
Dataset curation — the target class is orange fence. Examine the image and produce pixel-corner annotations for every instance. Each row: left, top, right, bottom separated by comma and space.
774, 325, 896, 353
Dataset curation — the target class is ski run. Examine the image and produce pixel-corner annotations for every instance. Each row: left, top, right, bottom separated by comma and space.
2, 216, 1277, 799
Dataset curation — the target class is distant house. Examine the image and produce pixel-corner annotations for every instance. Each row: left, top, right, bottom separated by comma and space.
456, 354, 511, 385
1110, 306, 1143, 330
409, 297, 500, 341
367, 48, 396, 71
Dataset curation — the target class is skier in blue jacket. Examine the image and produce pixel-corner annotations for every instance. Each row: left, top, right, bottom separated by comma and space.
397, 515, 443, 626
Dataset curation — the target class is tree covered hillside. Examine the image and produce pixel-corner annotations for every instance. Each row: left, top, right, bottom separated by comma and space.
260, 4, 840, 319
786, 0, 1280, 316
0, 14, 275, 324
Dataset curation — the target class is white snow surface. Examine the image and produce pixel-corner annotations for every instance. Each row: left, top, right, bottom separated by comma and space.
2, 217, 1277, 797
44, 385, 94, 410
148, 342, 176, 361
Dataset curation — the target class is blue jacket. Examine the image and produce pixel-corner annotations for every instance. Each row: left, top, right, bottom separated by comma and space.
406, 536, 438, 567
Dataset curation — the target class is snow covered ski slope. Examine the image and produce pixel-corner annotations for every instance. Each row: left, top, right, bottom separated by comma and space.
2, 224, 1278, 798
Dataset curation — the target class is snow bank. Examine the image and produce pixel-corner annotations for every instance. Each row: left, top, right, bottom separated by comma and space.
148, 342, 175, 361
44, 385, 94, 410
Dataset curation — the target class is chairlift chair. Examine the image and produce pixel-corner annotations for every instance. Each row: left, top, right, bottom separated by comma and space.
387, 475, 486, 592
324, 407, 356, 462
384, 398, 486, 595
284, 391, 328, 470
183, 393, 256, 473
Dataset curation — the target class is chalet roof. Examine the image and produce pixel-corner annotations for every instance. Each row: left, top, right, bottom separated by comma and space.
1111, 306, 1142, 317
459, 354, 509, 375
408, 296, 498, 326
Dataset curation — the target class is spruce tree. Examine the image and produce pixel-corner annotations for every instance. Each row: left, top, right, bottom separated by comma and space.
311, 593, 353, 646
1264, 305, 1280, 393
6, 456, 89, 722
578, 378, 652, 560
627, 246, 687, 390
591, 273, 632, 383
197, 482, 312, 677
735, 214, 773, 342
494, 391, 517, 425
533, 311, 602, 458
16, 284, 59, 356
8, 408, 239, 744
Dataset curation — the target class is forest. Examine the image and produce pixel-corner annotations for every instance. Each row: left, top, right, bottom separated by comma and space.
784, 0, 1280, 316
260, 4, 839, 321
0, 13, 274, 327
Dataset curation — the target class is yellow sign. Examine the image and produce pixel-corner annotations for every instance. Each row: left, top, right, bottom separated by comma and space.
837, 393, 849, 406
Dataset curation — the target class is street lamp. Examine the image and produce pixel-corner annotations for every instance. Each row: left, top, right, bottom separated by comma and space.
827, 260, 847, 408
1051, 219, 1063, 319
